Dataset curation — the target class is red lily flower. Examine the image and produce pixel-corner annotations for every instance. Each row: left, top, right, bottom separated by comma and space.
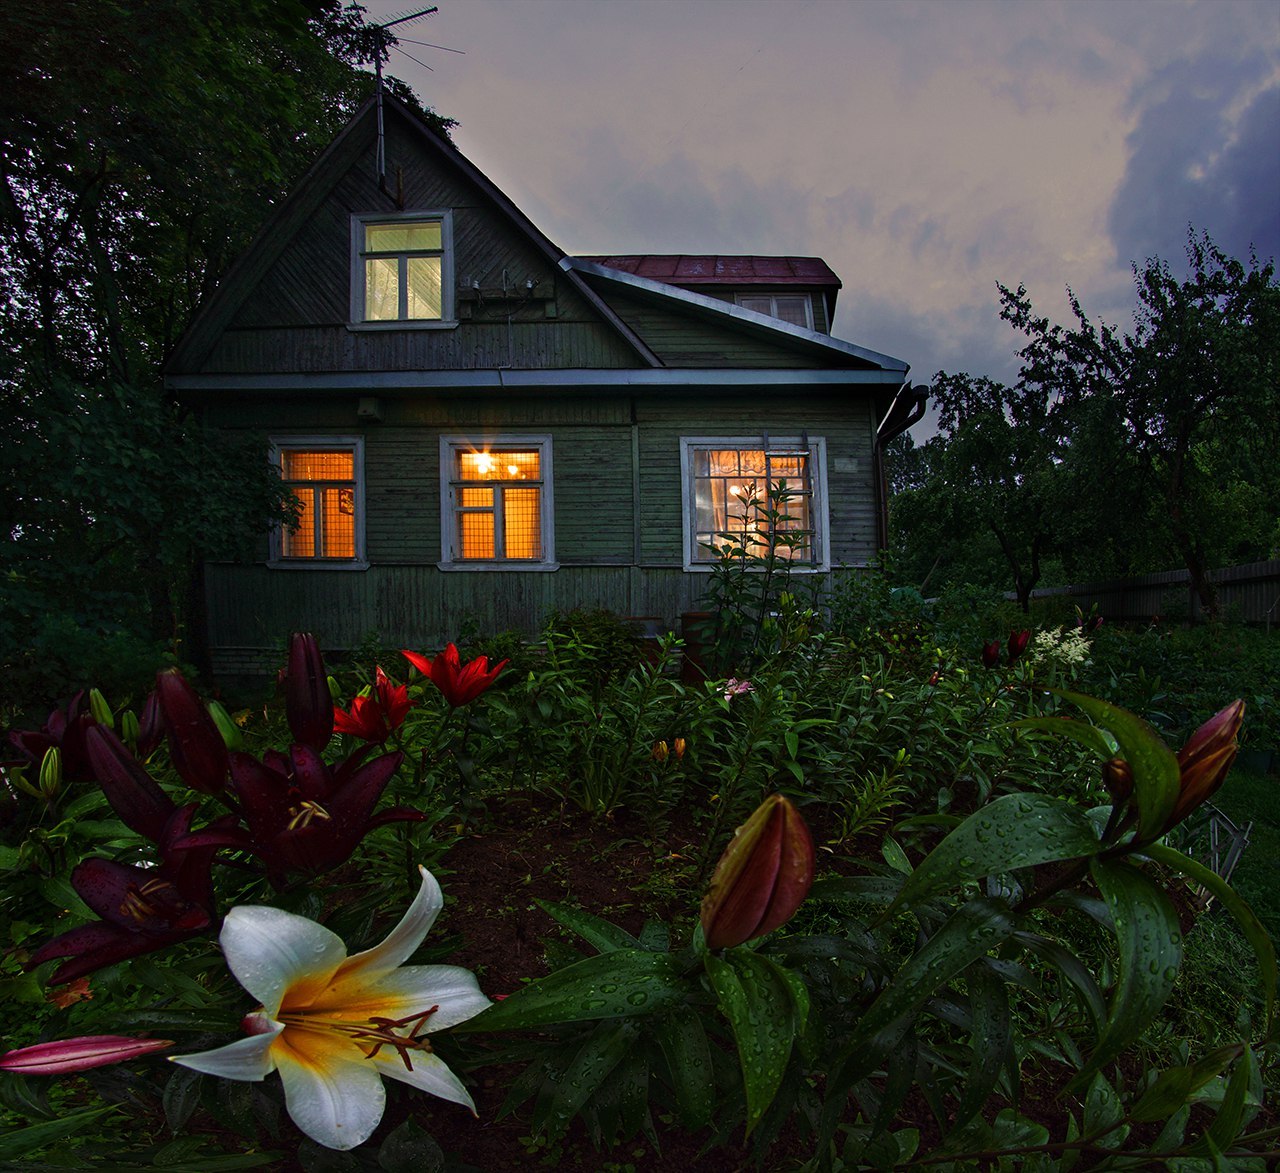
285, 632, 333, 752
155, 670, 228, 794
333, 668, 413, 743
981, 640, 1001, 669
402, 643, 508, 708
227, 745, 422, 884
1007, 629, 1031, 664
8, 691, 98, 783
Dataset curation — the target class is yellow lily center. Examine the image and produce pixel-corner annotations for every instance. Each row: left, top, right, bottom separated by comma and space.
275, 1006, 440, 1072
119, 877, 176, 924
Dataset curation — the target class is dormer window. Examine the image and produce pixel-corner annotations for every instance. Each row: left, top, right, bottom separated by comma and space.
735, 293, 813, 330
351, 212, 454, 326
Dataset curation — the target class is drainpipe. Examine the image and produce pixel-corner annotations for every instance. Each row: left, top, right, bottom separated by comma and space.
873, 383, 929, 550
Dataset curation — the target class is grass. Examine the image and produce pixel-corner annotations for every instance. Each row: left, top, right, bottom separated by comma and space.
1213, 765, 1280, 941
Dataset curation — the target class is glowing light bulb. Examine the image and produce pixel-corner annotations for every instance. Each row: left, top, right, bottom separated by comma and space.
507, 463, 520, 476
476, 454, 493, 475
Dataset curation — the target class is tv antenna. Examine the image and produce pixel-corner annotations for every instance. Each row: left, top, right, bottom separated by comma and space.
367, 7, 462, 190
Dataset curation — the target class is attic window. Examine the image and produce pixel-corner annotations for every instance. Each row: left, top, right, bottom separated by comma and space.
351, 212, 453, 325
735, 293, 813, 330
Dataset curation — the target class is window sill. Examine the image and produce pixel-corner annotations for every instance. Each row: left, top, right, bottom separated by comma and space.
437, 561, 560, 573
682, 562, 830, 574
267, 559, 370, 572
346, 320, 459, 332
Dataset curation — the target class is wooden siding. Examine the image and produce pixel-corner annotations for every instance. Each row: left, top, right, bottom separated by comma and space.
203, 110, 637, 373
599, 290, 829, 369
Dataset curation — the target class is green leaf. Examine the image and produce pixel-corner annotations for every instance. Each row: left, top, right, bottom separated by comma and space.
881, 836, 912, 875
1145, 843, 1276, 1037
540, 1020, 639, 1141
705, 947, 799, 1135
1054, 690, 1180, 841
1081, 1071, 1129, 1148
1009, 716, 1118, 759
949, 963, 1011, 1135
1193, 1044, 1255, 1156
534, 899, 641, 953
457, 949, 686, 1031
846, 897, 1017, 1057
0, 1106, 114, 1159
1072, 859, 1183, 1089
892, 794, 1101, 911
784, 730, 799, 759
1013, 931, 1107, 1030
1130, 1047, 1242, 1124
654, 1005, 715, 1130
163, 1064, 204, 1133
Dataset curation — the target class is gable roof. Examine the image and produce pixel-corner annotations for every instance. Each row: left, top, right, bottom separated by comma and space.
578, 254, 840, 287
167, 94, 659, 375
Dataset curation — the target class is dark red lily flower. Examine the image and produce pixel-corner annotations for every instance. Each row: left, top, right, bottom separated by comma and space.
333, 668, 414, 744
1007, 629, 1031, 664
86, 725, 174, 842
981, 640, 1001, 669
403, 643, 508, 708
227, 745, 420, 884
155, 670, 228, 794
25, 801, 239, 985
285, 632, 333, 752
8, 692, 98, 783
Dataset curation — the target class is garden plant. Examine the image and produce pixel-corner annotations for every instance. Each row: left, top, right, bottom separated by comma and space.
1, 581, 1276, 1170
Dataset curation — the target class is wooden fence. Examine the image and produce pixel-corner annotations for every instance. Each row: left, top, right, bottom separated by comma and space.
1023, 559, 1280, 626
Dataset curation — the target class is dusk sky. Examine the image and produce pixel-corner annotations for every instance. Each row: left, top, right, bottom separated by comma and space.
360, 0, 1280, 424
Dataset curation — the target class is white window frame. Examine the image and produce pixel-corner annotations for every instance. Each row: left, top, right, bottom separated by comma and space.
733, 292, 814, 330
268, 436, 368, 570
438, 435, 557, 571
680, 436, 829, 572
349, 210, 456, 329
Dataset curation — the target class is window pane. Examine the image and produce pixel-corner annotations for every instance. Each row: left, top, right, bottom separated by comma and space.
282, 450, 354, 480
365, 257, 399, 320
284, 487, 316, 557
457, 449, 540, 481
774, 297, 810, 327
320, 488, 355, 558
406, 256, 442, 319
459, 512, 495, 559
738, 295, 772, 314
458, 486, 493, 508
365, 221, 441, 253
503, 487, 542, 559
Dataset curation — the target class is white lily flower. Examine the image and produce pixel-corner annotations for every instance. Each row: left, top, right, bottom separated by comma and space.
174, 866, 489, 1151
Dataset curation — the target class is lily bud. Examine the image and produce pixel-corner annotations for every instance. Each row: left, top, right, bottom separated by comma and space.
672, 737, 687, 760
1007, 629, 1031, 665
700, 794, 814, 950
120, 709, 140, 752
38, 747, 62, 799
207, 700, 245, 752
981, 640, 1001, 669
88, 689, 114, 730
651, 740, 669, 763
137, 690, 163, 759
156, 670, 229, 795
1165, 700, 1245, 831
0, 1035, 172, 1075
286, 633, 333, 751
1101, 756, 1133, 805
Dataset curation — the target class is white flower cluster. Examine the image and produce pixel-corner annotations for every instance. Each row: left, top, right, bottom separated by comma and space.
1029, 627, 1093, 675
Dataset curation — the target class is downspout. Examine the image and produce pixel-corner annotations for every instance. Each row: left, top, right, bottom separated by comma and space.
874, 383, 928, 550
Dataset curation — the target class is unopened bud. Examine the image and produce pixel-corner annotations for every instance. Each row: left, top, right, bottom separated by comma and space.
120, 710, 140, 752
206, 700, 244, 752
672, 737, 686, 760
38, 748, 62, 799
0, 1035, 172, 1075
1102, 757, 1133, 804
651, 741, 669, 763
285, 633, 333, 752
88, 689, 114, 729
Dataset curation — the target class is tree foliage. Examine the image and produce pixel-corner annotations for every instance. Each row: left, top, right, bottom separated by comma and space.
0, 1, 453, 711
890, 231, 1280, 612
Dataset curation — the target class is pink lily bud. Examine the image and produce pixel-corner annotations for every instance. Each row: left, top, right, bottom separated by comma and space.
1007, 629, 1031, 664
0, 1035, 172, 1075
137, 690, 163, 759
1165, 700, 1245, 831
286, 633, 333, 751
156, 670, 229, 795
700, 794, 815, 950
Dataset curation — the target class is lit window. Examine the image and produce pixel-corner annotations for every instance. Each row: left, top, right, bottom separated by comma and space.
735, 293, 813, 329
681, 437, 828, 570
440, 436, 555, 568
352, 213, 452, 324
270, 438, 366, 567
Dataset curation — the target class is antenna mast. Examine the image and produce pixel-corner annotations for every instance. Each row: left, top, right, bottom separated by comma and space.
370, 7, 439, 191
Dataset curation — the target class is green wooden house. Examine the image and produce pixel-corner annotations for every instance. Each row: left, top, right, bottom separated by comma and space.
165, 94, 926, 681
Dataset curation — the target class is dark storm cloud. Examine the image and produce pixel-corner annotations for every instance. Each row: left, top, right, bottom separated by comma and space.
1109, 55, 1280, 268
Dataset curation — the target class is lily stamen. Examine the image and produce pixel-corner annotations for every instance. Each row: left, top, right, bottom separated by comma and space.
118, 877, 175, 923
285, 800, 332, 830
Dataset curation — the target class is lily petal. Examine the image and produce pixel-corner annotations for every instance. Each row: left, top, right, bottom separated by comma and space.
336, 866, 442, 986
172, 1023, 283, 1082
219, 906, 348, 1016
275, 1032, 386, 1151
319, 964, 491, 1031
376, 1049, 476, 1112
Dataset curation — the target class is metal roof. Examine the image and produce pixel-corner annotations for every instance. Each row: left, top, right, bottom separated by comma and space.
577, 255, 842, 288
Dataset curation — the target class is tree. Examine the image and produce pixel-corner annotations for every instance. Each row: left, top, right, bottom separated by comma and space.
0, 1, 453, 707
1002, 231, 1280, 615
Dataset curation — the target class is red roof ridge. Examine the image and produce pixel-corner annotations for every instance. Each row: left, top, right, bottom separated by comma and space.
577, 254, 841, 287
